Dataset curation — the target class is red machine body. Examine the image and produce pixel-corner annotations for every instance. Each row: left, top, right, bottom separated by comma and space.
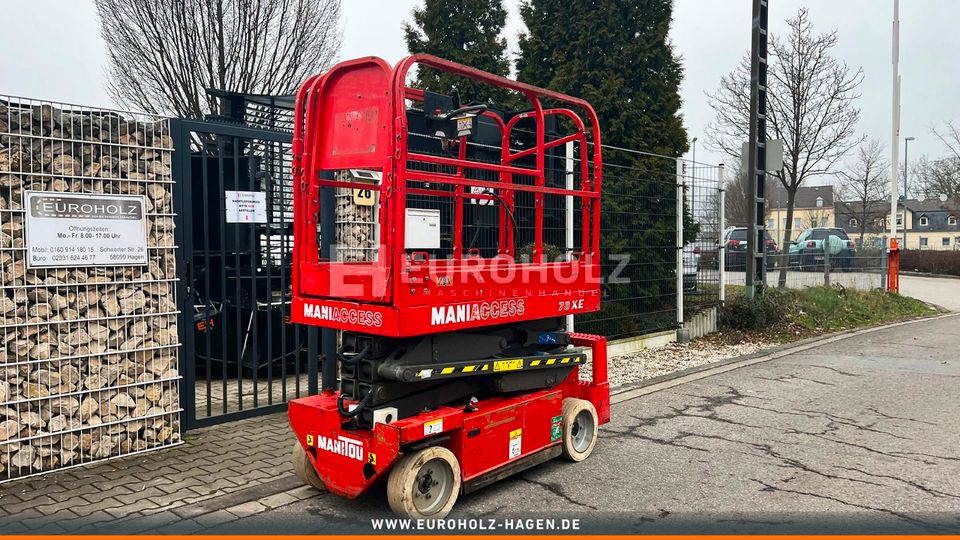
290, 54, 603, 337
289, 333, 608, 498
287, 54, 609, 516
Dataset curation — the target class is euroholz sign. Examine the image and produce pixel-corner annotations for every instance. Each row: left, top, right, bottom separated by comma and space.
24, 191, 149, 268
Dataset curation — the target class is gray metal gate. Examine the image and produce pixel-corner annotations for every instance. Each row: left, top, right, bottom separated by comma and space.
171, 118, 319, 428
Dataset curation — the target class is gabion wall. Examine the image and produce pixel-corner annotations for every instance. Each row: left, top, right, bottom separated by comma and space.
0, 96, 181, 481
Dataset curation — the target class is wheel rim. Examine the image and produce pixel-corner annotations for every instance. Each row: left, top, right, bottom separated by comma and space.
571, 409, 595, 453
412, 457, 454, 515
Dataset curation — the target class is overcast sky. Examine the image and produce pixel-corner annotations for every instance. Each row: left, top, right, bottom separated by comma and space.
2, 0, 958, 182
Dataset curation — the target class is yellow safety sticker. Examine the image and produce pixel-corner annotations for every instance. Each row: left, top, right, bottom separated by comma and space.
546, 358, 557, 365
494, 359, 524, 372
368, 452, 377, 465
462, 365, 476, 373
561, 358, 570, 364
530, 359, 542, 367
440, 367, 456, 375
306, 434, 314, 447
509, 428, 522, 459
424, 418, 444, 436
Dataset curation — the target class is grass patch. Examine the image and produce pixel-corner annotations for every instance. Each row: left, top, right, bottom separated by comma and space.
718, 285, 942, 343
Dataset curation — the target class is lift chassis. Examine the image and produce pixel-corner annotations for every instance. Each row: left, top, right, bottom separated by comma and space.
288, 54, 608, 518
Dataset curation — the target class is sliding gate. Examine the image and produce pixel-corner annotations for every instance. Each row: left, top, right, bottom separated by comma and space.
171, 118, 320, 428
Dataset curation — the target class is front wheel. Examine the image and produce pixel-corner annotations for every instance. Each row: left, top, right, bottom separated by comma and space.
387, 446, 461, 519
292, 441, 326, 491
561, 398, 598, 462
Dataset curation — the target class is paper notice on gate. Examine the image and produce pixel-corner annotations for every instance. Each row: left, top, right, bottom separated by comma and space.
225, 190, 267, 223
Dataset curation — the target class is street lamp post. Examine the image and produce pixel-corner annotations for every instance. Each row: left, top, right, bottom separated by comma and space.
904, 136, 915, 200
691, 137, 698, 167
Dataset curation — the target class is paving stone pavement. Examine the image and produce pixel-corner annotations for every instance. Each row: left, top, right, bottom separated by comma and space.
0, 412, 300, 534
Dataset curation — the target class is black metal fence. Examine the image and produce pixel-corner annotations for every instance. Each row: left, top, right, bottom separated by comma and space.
172, 118, 319, 429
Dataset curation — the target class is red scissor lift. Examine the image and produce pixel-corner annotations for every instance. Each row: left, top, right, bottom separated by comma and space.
288, 54, 608, 518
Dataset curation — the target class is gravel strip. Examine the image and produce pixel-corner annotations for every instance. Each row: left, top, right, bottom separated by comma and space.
582, 337, 774, 388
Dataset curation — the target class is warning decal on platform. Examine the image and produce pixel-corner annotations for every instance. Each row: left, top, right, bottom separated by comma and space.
509, 428, 522, 459
424, 418, 443, 436
551, 415, 562, 442
494, 359, 524, 372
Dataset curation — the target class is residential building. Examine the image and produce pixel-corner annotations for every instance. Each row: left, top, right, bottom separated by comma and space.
835, 198, 960, 250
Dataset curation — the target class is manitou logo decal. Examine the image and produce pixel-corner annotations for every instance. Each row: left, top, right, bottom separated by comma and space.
303, 303, 383, 327
430, 299, 525, 326
316, 434, 365, 462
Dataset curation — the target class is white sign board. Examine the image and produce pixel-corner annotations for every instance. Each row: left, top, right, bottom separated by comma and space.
25, 191, 148, 268
741, 139, 785, 174
225, 190, 267, 223
405, 208, 441, 249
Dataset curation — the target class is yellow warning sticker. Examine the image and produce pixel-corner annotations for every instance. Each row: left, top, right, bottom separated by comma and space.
509, 428, 522, 459
306, 434, 314, 446
424, 418, 444, 436
494, 359, 524, 372
440, 367, 456, 375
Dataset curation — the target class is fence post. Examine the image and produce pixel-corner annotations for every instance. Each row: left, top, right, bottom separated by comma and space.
676, 158, 685, 335
170, 118, 197, 429
823, 237, 831, 287
880, 235, 888, 290
718, 164, 726, 304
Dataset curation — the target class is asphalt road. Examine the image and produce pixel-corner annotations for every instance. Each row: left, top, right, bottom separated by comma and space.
901, 274, 960, 311
209, 314, 960, 534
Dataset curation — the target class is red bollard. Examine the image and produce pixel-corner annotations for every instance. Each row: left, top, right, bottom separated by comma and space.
887, 238, 900, 293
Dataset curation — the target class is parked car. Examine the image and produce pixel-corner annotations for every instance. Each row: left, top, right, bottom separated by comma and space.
690, 239, 718, 270
787, 227, 857, 271
721, 227, 779, 270
682, 244, 699, 292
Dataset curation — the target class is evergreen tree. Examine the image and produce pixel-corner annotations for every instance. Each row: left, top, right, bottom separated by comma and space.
404, 0, 511, 105
518, 0, 692, 335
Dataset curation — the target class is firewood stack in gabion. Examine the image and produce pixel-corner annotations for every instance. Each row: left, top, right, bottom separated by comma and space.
335, 170, 376, 262
0, 98, 181, 480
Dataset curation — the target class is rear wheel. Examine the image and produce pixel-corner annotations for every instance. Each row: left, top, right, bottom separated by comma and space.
291, 441, 326, 491
387, 446, 461, 519
561, 398, 598, 462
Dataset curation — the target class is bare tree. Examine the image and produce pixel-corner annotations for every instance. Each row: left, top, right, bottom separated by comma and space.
722, 163, 751, 227
837, 138, 889, 247
705, 8, 863, 287
914, 121, 960, 211
95, 0, 343, 118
